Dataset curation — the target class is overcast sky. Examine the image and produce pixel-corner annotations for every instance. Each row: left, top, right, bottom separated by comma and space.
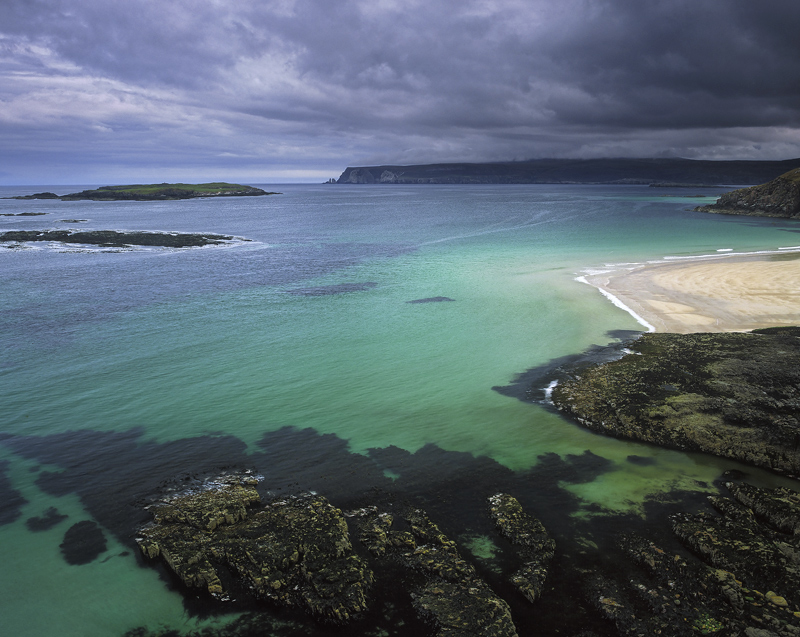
2, 0, 799, 184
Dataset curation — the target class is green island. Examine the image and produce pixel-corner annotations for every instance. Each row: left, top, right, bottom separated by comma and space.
10, 182, 278, 201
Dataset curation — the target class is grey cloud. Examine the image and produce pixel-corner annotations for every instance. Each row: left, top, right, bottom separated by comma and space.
0, 0, 798, 183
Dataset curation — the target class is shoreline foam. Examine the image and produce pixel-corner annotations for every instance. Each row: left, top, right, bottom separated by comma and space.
581, 248, 800, 333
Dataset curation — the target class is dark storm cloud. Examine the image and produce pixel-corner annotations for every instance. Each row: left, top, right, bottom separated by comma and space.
1, 0, 798, 183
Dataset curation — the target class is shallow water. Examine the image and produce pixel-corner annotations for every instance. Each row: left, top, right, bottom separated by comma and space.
1, 184, 799, 635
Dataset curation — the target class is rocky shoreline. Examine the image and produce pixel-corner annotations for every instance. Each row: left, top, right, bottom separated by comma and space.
550, 327, 800, 477
123, 470, 800, 637
695, 167, 800, 219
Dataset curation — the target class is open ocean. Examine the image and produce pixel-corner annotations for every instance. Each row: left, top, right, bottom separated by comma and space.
2, 183, 800, 636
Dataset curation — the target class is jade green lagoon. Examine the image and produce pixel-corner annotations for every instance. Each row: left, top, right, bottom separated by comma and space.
1, 183, 799, 636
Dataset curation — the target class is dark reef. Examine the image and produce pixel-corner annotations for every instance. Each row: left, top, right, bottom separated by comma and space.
407, 296, 455, 303
4, 420, 800, 636
60, 520, 108, 565
26, 506, 68, 531
0, 459, 27, 526
287, 282, 378, 296
0, 229, 242, 248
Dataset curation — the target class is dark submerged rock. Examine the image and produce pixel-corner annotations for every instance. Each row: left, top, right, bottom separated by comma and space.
407, 297, 456, 303
0, 459, 27, 526
550, 329, 800, 476
26, 506, 68, 531
287, 282, 378, 296
60, 520, 107, 565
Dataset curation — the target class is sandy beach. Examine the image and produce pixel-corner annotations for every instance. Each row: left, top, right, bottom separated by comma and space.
583, 252, 800, 333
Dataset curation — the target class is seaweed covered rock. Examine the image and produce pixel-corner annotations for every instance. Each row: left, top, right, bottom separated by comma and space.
348, 507, 518, 637
550, 329, 800, 476
589, 483, 800, 636
405, 510, 517, 637
488, 493, 555, 602
672, 483, 800, 613
136, 476, 372, 623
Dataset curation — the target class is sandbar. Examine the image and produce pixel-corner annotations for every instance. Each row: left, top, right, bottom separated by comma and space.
583, 252, 800, 333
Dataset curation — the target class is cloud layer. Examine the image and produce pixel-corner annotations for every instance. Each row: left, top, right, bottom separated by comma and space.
2, 0, 799, 183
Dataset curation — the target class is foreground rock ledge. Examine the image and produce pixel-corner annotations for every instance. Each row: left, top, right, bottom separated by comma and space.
136, 476, 372, 623
136, 476, 543, 635
488, 493, 555, 603
550, 327, 800, 476
590, 481, 800, 636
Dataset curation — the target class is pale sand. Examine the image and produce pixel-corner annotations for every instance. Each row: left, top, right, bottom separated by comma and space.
584, 252, 800, 333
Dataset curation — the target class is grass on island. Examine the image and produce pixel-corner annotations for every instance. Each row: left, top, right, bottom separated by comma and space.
58, 182, 276, 201
95, 182, 251, 195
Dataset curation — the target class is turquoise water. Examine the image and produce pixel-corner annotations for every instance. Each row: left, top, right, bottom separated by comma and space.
2, 184, 799, 635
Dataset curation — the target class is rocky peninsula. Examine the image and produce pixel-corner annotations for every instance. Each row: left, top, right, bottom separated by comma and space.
9, 182, 277, 201
696, 167, 800, 218
550, 328, 800, 476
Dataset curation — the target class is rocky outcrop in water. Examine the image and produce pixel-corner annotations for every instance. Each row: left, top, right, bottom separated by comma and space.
0, 229, 241, 248
9, 192, 59, 200
696, 167, 800, 218
488, 493, 555, 603
550, 327, 800, 476
137, 476, 373, 623
137, 473, 537, 634
349, 507, 518, 637
589, 481, 800, 636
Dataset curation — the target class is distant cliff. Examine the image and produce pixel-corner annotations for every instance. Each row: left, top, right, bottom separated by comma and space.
337, 158, 800, 186
695, 168, 800, 219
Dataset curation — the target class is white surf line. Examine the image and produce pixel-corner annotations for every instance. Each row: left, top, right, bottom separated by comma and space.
658, 246, 800, 261
419, 211, 569, 246
576, 275, 656, 333
541, 379, 559, 405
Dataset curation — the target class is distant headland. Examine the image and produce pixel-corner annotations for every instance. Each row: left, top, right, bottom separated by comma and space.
336, 158, 800, 186
9, 182, 278, 201
695, 167, 800, 219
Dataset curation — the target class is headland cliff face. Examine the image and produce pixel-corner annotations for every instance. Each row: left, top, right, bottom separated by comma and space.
696, 167, 800, 219
336, 158, 800, 186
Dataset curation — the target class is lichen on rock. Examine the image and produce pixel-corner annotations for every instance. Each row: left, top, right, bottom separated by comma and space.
550, 329, 800, 476
588, 482, 800, 636
136, 475, 372, 623
488, 493, 555, 603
